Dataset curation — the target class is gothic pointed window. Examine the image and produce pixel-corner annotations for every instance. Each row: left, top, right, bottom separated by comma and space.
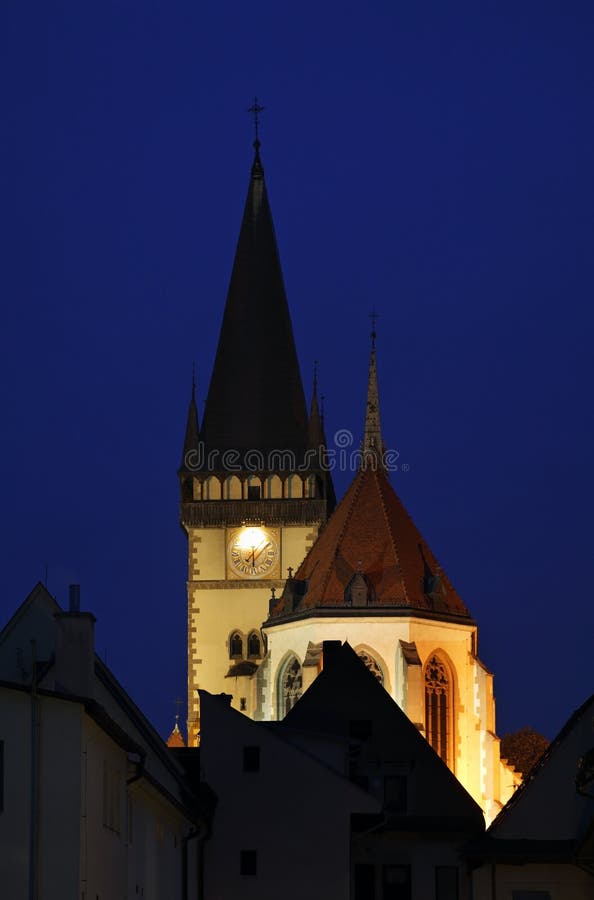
247, 632, 261, 658
357, 650, 384, 686
230, 632, 243, 659
424, 654, 452, 766
278, 655, 302, 718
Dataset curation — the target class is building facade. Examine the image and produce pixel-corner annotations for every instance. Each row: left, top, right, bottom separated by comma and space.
0, 583, 205, 900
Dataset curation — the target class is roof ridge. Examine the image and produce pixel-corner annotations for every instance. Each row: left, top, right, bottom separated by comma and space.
317, 471, 366, 602
374, 470, 410, 604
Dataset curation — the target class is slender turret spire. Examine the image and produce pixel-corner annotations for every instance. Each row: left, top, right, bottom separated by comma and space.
362, 314, 386, 469
180, 365, 200, 469
308, 360, 324, 449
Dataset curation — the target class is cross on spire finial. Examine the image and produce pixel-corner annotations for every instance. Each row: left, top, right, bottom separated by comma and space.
247, 96, 265, 148
175, 696, 182, 725
370, 308, 379, 349
191, 362, 196, 400
313, 359, 319, 393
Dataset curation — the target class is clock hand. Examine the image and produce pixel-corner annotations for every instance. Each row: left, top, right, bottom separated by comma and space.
253, 541, 271, 564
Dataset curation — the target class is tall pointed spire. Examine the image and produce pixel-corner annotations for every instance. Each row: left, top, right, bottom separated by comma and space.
200, 135, 308, 456
180, 365, 200, 469
362, 314, 385, 470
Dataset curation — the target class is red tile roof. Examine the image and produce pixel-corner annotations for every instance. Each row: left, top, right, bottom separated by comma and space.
269, 465, 471, 620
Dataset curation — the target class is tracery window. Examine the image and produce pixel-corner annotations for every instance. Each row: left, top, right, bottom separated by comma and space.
278, 656, 302, 718
230, 632, 243, 659
424, 654, 451, 765
357, 650, 384, 686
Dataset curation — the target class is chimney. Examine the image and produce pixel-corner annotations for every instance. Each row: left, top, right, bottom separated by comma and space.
322, 640, 342, 670
69, 584, 80, 612
214, 693, 233, 707
54, 584, 96, 698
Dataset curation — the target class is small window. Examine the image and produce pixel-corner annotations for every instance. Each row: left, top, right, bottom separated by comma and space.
243, 746, 260, 772
436, 866, 458, 900
240, 697, 247, 711
384, 775, 407, 813
349, 719, 372, 741
247, 485, 261, 500
240, 849, 257, 876
230, 633, 243, 659
354, 863, 375, 900
382, 865, 411, 900
248, 633, 261, 658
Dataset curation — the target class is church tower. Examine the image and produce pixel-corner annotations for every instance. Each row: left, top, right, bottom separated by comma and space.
179, 137, 334, 745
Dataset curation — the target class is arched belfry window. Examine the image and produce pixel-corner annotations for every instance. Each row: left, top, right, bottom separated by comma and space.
230, 632, 243, 659
247, 632, 261, 658
278, 655, 302, 718
357, 650, 384, 686
424, 654, 452, 765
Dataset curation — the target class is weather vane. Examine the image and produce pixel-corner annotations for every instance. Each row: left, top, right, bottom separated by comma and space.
247, 96, 265, 145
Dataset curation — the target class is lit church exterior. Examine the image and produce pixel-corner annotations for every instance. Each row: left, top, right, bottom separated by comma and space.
178, 138, 519, 823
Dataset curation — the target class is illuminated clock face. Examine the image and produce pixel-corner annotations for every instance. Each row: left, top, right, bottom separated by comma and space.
227, 526, 279, 579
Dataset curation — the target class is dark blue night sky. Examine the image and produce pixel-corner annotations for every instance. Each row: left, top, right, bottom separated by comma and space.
1, 2, 592, 742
